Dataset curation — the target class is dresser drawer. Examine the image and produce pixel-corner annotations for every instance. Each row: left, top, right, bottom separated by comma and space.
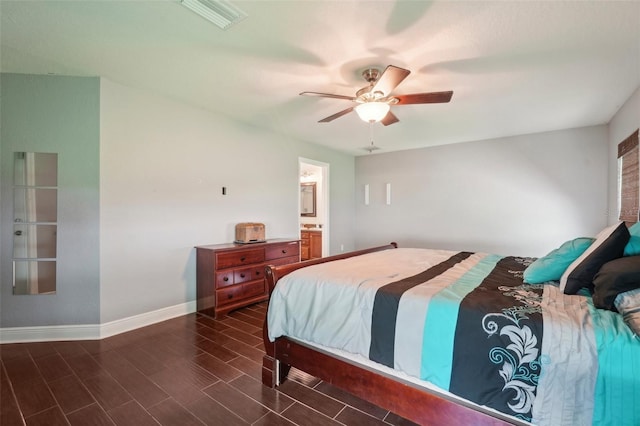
269, 255, 300, 267
216, 284, 244, 306
216, 248, 264, 269
215, 271, 235, 288
217, 279, 266, 307
234, 266, 263, 284
243, 280, 266, 299
301, 246, 310, 260
265, 241, 300, 261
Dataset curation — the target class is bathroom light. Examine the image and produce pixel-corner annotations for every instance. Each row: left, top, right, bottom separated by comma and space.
386, 183, 391, 205
355, 102, 390, 123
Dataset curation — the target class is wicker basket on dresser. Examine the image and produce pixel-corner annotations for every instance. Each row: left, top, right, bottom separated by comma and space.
195, 239, 300, 318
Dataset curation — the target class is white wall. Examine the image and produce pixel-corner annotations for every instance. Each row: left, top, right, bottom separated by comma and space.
99, 79, 355, 323
1, 74, 101, 327
355, 126, 609, 257
607, 87, 640, 224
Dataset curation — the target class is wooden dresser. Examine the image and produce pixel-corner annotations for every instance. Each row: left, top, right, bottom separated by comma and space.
195, 239, 300, 318
300, 229, 322, 261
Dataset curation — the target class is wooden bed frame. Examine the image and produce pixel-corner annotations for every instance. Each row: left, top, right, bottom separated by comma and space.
262, 243, 519, 426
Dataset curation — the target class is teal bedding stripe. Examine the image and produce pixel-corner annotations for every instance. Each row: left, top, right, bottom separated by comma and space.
420, 254, 503, 389
587, 299, 640, 426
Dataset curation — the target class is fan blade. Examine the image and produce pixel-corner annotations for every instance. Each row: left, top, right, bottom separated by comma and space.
300, 91, 356, 101
371, 65, 411, 96
381, 111, 399, 126
318, 107, 354, 123
395, 91, 453, 105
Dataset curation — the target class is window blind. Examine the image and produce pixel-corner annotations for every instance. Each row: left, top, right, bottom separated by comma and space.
618, 129, 640, 222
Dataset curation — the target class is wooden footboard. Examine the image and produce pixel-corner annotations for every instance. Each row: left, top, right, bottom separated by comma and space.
264, 242, 398, 295
262, 242, 518, 426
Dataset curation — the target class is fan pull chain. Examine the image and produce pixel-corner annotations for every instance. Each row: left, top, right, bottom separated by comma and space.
369, 122, 374, 148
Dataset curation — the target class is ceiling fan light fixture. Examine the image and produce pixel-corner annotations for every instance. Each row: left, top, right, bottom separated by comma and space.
180, 0, 247, 30
355, 102, 390, 123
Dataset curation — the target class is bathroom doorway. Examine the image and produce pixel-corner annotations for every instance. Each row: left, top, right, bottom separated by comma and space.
299, 158, 329, 258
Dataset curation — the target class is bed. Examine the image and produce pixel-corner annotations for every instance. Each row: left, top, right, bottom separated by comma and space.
262, 230, 640, 425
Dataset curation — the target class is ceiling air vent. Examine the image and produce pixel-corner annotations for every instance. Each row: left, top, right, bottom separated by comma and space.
180, 0, 247, 30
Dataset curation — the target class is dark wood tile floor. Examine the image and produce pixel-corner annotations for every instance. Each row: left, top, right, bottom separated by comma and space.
1, 303, 418, 426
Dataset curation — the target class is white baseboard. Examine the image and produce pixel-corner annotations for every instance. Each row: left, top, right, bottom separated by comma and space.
0, 301, 197, 344
0, 324, 102, 343
99, 301, 197, 339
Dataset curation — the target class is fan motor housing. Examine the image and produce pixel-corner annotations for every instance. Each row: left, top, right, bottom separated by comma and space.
362, 68, 380, 83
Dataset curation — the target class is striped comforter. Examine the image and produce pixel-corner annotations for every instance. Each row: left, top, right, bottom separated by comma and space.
267, 248, 640, 425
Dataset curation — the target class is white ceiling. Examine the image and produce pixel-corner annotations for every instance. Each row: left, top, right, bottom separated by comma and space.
1, 0, 639, 156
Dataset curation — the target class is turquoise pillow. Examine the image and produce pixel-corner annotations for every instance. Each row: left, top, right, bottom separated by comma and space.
624, 223, 640, 256
524, 237, 594, 284
624, 236, 640, 256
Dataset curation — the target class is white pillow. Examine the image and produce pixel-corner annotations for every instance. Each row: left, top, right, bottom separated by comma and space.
614, 288, 640, 338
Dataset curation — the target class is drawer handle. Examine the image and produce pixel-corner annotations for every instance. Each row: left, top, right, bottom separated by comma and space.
281, 250, 287, 254
223, 277, 229, 282
240, 256, 246, 262
228, 294, 233, 300
255, 271, 261, 276
240, 273, 245, 278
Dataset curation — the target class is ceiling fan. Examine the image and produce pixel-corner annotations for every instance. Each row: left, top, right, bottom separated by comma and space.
300, 65, 453, 126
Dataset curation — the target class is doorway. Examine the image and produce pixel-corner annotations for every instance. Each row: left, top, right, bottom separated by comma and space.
299, 158, 329, 257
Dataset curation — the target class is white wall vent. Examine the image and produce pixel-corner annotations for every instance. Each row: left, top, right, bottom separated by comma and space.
180, 0, 248, 30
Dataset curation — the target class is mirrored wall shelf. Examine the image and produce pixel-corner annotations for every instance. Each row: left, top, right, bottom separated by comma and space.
12, 152, 58, 295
